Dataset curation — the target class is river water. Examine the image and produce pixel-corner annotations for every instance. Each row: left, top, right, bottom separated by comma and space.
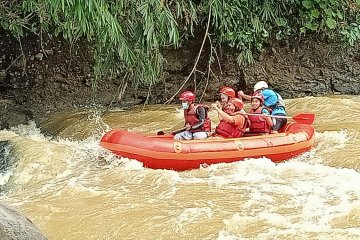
0, 95, 359, 239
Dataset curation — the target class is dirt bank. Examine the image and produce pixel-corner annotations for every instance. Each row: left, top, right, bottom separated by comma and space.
1, 31, 359, 128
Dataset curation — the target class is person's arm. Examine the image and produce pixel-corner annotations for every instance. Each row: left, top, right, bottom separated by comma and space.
213, 101, 223, 120
211, 104, 235, 124
233, 114, 245, 127
262, 108, 273, 127
183, 110, 187, 126
237, 91, 251, 101
191, 106, 206, 130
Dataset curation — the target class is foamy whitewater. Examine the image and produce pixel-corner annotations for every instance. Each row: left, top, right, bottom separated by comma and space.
0, 96, 359, 239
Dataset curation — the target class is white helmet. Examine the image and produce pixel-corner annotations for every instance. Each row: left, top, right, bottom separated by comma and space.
253, 81, 268, 92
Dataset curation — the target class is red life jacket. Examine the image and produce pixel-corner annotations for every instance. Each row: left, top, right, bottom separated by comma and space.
215, 112, 246, 138
184, 104, 211, 132
248, 107, 272, 133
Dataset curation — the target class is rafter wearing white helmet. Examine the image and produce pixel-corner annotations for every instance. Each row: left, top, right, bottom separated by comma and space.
253, 81, 268, 92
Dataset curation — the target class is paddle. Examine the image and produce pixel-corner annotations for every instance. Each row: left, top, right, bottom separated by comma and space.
157, 127, 187, 135
243, 113, 315, 125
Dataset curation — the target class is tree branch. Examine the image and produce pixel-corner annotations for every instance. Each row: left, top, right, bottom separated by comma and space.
104, 72, 129, 115
163, 1, 213, 105
199, 34, 214, 102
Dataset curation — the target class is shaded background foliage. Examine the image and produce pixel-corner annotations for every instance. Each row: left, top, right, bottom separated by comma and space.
1, 0, 360, 89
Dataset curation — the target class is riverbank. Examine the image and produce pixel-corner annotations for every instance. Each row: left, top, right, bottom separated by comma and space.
1, 31, 359, 128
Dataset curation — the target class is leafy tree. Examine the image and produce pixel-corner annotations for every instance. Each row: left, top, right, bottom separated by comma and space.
1, 0, 360, 88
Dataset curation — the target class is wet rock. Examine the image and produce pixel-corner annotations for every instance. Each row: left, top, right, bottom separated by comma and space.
0, 141, 12, 172
239, 41, 360, 97
44, 49, 53, 56
332, 76, 360, 94
35, 53, 44, 61
258, 54, 264, 62
0, 100, 34, 129
0, 203, 47, 240
0, 71, 5, 82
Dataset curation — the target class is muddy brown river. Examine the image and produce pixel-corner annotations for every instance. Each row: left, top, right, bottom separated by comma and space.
0, 95, 359, 239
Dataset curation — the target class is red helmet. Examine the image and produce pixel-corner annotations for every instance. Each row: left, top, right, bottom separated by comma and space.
179, 91, 195, 101
251, 93, 264, 103
229, 97, 244, 110
220, 87, 236, 98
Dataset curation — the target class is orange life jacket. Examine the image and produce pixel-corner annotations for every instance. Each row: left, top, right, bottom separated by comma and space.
215, 112, 246, 138
184, 104, 211, 132
248, 107, 272, 133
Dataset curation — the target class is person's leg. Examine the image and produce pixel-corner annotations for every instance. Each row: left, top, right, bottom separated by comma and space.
272, 114, 287, 133
174, 130, 193, 140
193, 132, 208, 140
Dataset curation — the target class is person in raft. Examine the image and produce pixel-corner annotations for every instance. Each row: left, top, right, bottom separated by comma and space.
248, 93, 273, 134
220, 86, 250, 128
238, 81, 287, 133
174, 91, 211, 140
211, 97, 247, 138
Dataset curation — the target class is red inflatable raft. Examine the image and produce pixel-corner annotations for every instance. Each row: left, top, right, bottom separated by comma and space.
100, 121, 315, 171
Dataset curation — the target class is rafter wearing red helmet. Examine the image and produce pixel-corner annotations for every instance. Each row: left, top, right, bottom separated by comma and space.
248, 93, 273, 134
174, 91, 211, 140
219, 86, 236, 114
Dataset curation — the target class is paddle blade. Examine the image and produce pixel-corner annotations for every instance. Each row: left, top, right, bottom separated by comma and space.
293, 113, 315, 125
157, 131, 165, 135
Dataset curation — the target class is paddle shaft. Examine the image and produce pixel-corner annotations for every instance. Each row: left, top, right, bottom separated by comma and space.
171, 127, 187, 135
243, 113, 289, 119
157, 127, 187, 135
242, 113, 315, 125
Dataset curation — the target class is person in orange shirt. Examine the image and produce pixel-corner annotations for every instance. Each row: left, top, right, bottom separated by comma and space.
211, 98, 247, 138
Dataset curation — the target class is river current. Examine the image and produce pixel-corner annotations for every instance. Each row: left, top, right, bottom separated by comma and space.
0, 95, 359, 239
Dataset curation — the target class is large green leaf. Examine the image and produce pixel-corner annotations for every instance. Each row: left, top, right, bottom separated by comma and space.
310, 9, 320, 18
305, 22, 319, 31
302, 0, 313, 9
275, 18, 287, 27
326, 18, 337, 29
336, 10, 343, 20
324, 8, 333, 17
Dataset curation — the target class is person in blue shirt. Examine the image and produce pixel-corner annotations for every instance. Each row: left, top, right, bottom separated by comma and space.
238, 81, 287, 133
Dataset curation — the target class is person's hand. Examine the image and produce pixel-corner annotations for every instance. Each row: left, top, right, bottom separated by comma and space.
258, 116, 265, 121
237, 90, 244, 97
215, 101, 222, 108
185, 123, 191, 130
211, 103, 219, 110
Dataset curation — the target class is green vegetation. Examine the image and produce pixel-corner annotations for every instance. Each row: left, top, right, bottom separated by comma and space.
1, 0, 360, 86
